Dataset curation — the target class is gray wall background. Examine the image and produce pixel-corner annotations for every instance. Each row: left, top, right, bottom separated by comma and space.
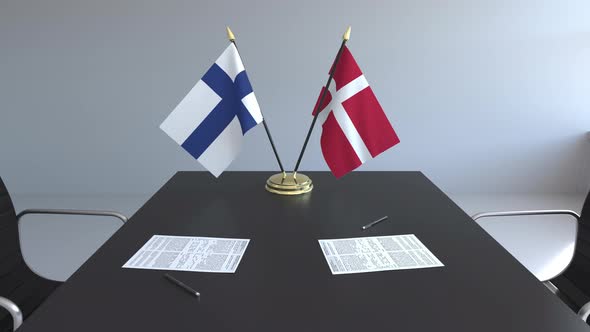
1, 0, 589, 196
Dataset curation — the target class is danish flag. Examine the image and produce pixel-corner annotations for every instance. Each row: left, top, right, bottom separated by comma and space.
313, 46, 400, 178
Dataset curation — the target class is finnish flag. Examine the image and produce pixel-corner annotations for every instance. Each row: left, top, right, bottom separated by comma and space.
160, 43, 263, 177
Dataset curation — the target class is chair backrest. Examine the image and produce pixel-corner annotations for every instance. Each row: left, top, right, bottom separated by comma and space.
0, 177, 60, 331
554, 190, 590, 312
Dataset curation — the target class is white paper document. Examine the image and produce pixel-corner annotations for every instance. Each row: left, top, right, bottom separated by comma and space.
123, 235, 250, 273
318, 234, 443, 275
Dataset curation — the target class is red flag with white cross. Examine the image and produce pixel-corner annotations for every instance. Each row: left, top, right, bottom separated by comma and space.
313, 46, 400, 178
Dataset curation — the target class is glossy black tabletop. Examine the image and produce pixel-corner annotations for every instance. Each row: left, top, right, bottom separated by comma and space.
18, 172, 590, 331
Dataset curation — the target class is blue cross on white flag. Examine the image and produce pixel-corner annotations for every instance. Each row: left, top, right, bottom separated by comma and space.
160, 43, 263, 177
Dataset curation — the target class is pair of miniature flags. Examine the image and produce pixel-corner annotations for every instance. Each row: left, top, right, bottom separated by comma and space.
160, 33, 400, 178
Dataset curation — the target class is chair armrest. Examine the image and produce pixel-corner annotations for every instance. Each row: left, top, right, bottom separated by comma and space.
579, 301, 590, 321
471, 209, 580, 221
16, 209, 128, 224
0, 296, 23, 331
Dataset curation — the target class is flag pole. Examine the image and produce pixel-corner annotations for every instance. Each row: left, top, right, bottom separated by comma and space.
265, 26, 351, 195
292, 26, 351, 176
226, 26, 286, 175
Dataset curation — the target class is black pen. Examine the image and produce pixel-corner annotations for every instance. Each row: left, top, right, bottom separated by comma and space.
361, 216, 389, 230
164, 273, 200, 298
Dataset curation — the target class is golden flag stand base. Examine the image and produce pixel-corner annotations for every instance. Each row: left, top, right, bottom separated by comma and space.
265, 172, 313, 195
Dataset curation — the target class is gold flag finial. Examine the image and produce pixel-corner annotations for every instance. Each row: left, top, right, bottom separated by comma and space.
343, 26, 351, 41
226, 26, 236, 42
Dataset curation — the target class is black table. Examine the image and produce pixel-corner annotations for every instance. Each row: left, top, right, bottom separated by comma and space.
18, 172, 590, 331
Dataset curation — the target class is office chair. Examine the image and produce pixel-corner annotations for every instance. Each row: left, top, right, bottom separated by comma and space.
0, 177, 127, 331
472, 190, 590, 321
